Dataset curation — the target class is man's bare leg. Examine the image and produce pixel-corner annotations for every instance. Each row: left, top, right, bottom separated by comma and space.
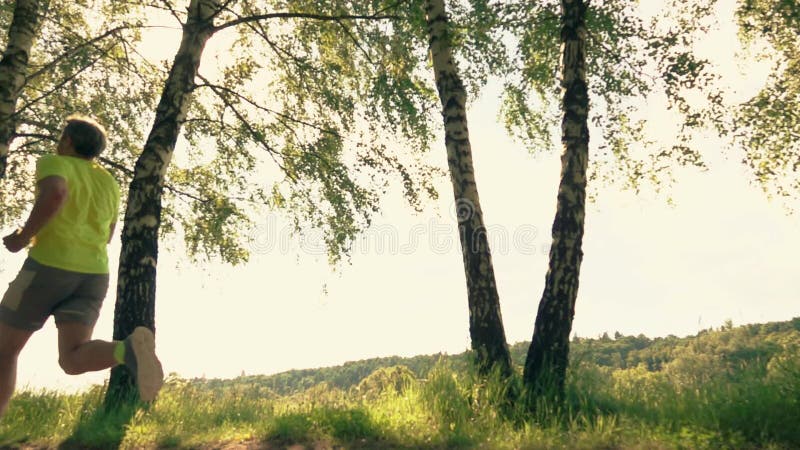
0, 323, 34, 417
57, 323, 163, 401
56, 322, 118, 375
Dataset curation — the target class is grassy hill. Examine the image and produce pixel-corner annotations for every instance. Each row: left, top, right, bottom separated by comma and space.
197, 317, 800, 395
2, 317, 799, 449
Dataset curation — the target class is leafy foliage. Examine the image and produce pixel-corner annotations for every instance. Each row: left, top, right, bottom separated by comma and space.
734, 0, 800, 202
499, 0, 720, 196
176, 0, 533, 263
146, 0, 446, 264
0, 0, 159, 228
0, 1, 442, 264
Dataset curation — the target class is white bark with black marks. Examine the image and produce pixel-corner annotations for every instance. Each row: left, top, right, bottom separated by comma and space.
106, 0, 221, 404
524, 0, 590, 398
424, 0, 511, 375
0, 0, 49, 179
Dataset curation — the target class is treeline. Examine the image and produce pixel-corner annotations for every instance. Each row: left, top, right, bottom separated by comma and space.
566, 317, 800, 371
193, 317, 800, 396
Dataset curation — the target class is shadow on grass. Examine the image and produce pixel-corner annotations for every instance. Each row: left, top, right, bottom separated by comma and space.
196, 439, 457, 450
244, 437, 465, 450
250, 408, 461, 450
56, 400, 139, 450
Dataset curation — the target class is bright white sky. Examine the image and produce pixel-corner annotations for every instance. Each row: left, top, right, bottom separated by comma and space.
0, 0, 798, 392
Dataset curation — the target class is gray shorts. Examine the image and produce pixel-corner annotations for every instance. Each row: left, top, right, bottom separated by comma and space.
0, 258, 109, 331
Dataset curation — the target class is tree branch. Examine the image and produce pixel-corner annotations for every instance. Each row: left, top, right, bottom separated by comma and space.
586, 29, 657, 84
375, 0, 409, 16
15, 42, 118, 117
98, 155, 217, 204
112, 0, 183, 14
335, 20, 376, 66
214, 12, 401, 33
33, 15, 168, 93
208, 0, 236, 21
193, 82, 342, 139
13, 132, 57, 142
195, 75, 295, 182
159, 0, 185, 24
248, 19, 322, 76
26, 26, 128, 81
19, 117, 59, 133
26, 24, 178, 82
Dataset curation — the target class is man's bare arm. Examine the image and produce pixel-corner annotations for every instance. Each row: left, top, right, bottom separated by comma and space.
4, 176, 68, 253
19, 176, 68, 240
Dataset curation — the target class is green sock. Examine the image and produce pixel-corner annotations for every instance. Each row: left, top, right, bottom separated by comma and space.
113, 341, 126, 365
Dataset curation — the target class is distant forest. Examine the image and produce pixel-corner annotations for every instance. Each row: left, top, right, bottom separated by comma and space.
194, 317, 800, 396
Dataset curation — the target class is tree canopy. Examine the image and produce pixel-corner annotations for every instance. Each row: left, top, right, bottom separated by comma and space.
733, 0, 800, 202
499, 0, 725, 195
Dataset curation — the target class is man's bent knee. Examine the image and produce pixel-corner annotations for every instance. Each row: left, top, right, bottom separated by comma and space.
58, 353, 84, 375
56, 321, 94, 375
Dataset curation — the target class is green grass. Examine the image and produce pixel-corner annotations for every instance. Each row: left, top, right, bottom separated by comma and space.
2, 325, 799, 449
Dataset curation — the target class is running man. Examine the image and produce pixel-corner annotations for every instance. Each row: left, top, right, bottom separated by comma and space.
0, 115, 163, 417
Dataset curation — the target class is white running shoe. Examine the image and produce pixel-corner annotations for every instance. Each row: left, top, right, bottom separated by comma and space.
124, 326, 164, 402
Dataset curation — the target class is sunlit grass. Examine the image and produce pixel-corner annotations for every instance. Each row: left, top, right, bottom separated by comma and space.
1, 343, 798, 449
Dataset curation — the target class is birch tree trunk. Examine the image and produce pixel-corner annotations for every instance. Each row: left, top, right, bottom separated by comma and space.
424, 0, 511, 376
0, 0, 48, 179
105, 0, 220, 404
523, 0, 589, 399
